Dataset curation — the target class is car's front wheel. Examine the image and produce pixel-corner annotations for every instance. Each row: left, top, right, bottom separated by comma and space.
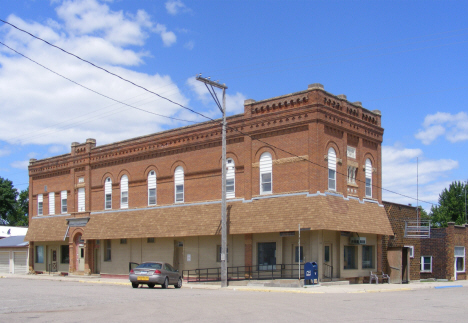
161, 277, 169, 289
174, 277, 182, 288
132, 283, 138, 289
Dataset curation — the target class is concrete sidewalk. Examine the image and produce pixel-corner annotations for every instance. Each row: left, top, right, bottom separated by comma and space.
1, 273, 467, 294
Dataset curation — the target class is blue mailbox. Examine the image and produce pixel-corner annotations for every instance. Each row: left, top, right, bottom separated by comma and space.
304, 261, 318, 285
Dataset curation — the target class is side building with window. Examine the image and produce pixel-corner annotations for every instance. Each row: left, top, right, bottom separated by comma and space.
25, 83, 393, 283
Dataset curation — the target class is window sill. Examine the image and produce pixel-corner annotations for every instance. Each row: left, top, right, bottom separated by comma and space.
420, 271, 432, 273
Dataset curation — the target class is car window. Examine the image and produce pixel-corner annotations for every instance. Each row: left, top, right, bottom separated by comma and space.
136, 263, 162, 269
163, 264, 170, 271
167, 264, 175, 272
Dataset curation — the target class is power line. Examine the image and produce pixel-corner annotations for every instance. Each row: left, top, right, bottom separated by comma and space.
0, 19, 437, 206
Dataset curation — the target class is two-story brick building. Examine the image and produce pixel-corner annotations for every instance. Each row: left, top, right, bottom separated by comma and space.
25, 83, 393, 282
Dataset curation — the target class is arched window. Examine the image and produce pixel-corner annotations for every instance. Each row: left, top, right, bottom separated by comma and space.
105, 177, 112, 209
260, 152, 272, 195
148, 170, 157, 205
328, 148, 336, 191
226, 158, 235, 198
174, 166, 184, 203
120, 175, 128, 209
365, 159, 372, 197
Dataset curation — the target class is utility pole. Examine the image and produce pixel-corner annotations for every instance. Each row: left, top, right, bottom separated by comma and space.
196, 74, 228, 287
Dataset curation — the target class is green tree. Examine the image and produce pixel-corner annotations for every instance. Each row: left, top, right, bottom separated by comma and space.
430, 181, 468, 227
9, 187, 29, 226
0, 177, 19, 225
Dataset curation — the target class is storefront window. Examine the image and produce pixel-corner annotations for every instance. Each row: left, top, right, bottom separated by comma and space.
362, 245, 374, 269
344, 246, 357, 269
60, 245, 69, 263
258, 242, 276, 270
36, 246, 44, 263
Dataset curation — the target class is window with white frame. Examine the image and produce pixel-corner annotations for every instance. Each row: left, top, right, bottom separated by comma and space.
120, 175, 128, 209
148, 170, 156, 205
405, 245, 414, 258
260, 152, 272, 195
77, 187, 85, 212
455, 246, 465, 272
421, 256, 432, 272
38, 194, 43, 215
105, 177, 112, 209
347, 166, 357, 184
174, 166, 184, 203
61, 190, 67, 214
328, 148, 336, 191
48, 192, 55, 215
365, 158, 372, 197
226, 158, 235, 198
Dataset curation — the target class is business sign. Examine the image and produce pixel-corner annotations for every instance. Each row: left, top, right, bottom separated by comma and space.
350, 237, 366, 245
67, 217, 90, 227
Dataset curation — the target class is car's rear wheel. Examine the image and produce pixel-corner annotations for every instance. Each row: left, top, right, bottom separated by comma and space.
174, 277, 182, 288
162, 277, 169, 289
148, 283, 155, 289
132, 283, 138, 289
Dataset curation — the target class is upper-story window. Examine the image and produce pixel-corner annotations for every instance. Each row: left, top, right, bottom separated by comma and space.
226, 158, 235, 198
61, 190, 67, 214
49, 192, 55, 215
105, 177, 112, 210
174, 166, 184, 203
328, 148, 337, 191
365, 159, 372, 197
120, 175, 128, 209
78, 187, 85, 212
148, 170, 157, 205
260, 152, 272, 195
38, 194, 43, 215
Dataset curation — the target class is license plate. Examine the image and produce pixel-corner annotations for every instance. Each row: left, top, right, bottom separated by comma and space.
137, 276, 149, 281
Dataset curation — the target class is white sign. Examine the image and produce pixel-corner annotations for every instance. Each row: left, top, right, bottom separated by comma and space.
350, 237, 366, 245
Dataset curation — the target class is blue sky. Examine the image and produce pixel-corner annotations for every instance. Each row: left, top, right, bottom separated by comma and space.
1, 0, 467, 210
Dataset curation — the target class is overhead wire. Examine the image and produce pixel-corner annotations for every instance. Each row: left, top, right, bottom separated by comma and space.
0, 19, 440, 206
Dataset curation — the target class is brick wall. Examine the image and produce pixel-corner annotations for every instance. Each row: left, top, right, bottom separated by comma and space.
29, 84, 383, 220
383, 201, 421, 281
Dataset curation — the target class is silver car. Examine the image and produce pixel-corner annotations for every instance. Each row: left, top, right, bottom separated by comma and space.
129, 262, 182, 289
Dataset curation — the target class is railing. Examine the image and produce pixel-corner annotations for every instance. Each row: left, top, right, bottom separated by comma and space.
323, 263, 333, 279
183, 264, 305, 282
404, 220, 431, 238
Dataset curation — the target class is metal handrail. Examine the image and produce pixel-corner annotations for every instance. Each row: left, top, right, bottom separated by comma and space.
323, 263, 333, 279
183, 263, 305, 282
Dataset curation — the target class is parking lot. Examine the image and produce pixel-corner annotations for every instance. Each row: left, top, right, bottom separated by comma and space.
1, 277, 468, 322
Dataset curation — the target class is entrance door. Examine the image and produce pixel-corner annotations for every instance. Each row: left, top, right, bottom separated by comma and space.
387, 248, 402, 284
50, 248, 58, 272
258, 242, 276, 270
94, 245, 100, 274
78, 246, 85, 271
323, 243, 333, 279
173, 241, 183, 272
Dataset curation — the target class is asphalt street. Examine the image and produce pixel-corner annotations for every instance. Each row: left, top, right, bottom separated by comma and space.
1, 277, 468, 322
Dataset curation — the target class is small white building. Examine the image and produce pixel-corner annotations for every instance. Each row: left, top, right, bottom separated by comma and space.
0, 226, 28, 239
0, 235, 29, 274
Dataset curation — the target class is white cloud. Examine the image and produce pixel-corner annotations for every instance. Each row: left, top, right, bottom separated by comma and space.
184, 40, 194, 50
0, 148, 11, 157
415, 112, 468, 145
382, 145, 458, 209
165, 0, 189, 15
155, 24, 176, 47
10, 160, 29, 169
0, 1, 188, 147
48, 145, 67, 154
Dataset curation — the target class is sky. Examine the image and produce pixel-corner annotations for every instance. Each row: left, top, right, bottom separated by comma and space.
0, 0, 467, 211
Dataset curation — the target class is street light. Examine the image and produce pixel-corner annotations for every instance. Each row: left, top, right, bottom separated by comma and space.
196, 74, 228, 288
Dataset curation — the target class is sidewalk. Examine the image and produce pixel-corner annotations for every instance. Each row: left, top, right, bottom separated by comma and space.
1, 273, 467, 294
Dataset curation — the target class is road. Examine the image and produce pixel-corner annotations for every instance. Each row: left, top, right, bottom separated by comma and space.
1, 278, 467, 322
